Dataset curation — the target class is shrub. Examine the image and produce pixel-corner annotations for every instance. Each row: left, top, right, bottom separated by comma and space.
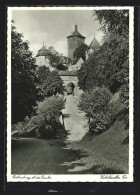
30, 96, 65, 138
12, 121, 25, 133
37, 96, 65, 122
78, 87, 121, 135
78, 87, 112, 118
12, 96, 65, 138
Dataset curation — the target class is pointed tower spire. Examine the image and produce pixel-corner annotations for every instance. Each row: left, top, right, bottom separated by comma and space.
90, 34, 100, 50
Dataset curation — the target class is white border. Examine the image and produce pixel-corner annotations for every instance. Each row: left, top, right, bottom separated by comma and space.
7, 6, 134, 182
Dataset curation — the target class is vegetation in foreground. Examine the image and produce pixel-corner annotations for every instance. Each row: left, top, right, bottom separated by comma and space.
78, 87, 124, 135
71, 96, 129, 174
11, 10, 130, 174
73, 10, 129, 173
12, 21, 65, 125
12, 96, 66, 139
77, 10, 129, 136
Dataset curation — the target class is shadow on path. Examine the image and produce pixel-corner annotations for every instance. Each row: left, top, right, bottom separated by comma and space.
12, 138, 89, 174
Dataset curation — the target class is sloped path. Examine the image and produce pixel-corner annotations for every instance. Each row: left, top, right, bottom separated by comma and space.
62, 95, 88, 142
12, 93, 89, 174
12, 138, 86, 174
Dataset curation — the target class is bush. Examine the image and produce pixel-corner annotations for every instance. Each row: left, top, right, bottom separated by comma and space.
12, 121, 25, 132
37, 96, 65, 122
78, 87, 121, 135
30, 96, 65, 138
12, 96, 65, 138
78, 87, 112, 118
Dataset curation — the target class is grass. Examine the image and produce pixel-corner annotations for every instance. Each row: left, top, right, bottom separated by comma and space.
70, 107, 129, 174
12, 93, 129, 174
11, 138, 89, 174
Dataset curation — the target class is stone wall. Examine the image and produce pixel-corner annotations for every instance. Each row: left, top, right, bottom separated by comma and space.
36, 56, 50, 66
67, 36, 85, 60
36, 56, 55, 71
60, 75, 83, 97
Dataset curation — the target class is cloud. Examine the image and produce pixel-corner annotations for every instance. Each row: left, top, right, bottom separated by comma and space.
54, 40, 67, 56
29, 43, 40, 57
12, 10, 103, 57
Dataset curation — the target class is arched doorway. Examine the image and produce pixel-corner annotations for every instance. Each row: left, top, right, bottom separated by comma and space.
66, 82, 75, 95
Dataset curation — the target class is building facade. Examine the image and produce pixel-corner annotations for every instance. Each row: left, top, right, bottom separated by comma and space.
67, 25, 86, 60
36, 44, 55, 71
35, 27, 100, 96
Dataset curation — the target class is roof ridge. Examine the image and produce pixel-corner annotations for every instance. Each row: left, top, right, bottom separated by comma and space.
67, 25, 85, 39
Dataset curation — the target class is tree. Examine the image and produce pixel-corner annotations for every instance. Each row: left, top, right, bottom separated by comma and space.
37, 96, 65, 124
73, 44, 88, 61
35, 65, 65, 98
28, 96, 65, 138
35, 66, 50, 84
77, 51, 106, 92
11, 22, 39, 124
93, 10, 129, 36
78, 10, 129, 95
47, 52, 60, 66
79, 87, 112, 119
78, 87, 118, 134
94, 10, 129, 101
42, 71, 65, 96
56, 63, 68, 71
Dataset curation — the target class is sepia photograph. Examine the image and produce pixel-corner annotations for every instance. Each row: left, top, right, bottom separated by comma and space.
7, 7, 134, 182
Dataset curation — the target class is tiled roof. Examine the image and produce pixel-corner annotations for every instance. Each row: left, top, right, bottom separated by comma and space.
36, 45, 50, 57
90, 35, 100, 49
67, 25, 85, 39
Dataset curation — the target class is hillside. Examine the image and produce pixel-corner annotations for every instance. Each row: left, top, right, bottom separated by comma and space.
68, 96, 129, 174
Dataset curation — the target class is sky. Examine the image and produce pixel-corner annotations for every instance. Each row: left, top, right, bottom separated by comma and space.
12, 10, 104, 56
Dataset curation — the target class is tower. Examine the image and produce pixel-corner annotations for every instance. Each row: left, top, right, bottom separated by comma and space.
67, 25, 86, 60
36, 44, 55, 71
89, 34, 100, 53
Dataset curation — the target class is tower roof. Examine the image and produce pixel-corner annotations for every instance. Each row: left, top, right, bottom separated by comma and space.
67, 25, 85, 39
36, 44, 50, 57
89, 35, 100, 50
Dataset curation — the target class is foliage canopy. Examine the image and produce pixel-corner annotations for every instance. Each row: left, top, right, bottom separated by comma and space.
78, 10, 129, 105
35, 65, 65, 99
12, 22, 39, 124
73, 44, 88, 61
78, 87, 121, 134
